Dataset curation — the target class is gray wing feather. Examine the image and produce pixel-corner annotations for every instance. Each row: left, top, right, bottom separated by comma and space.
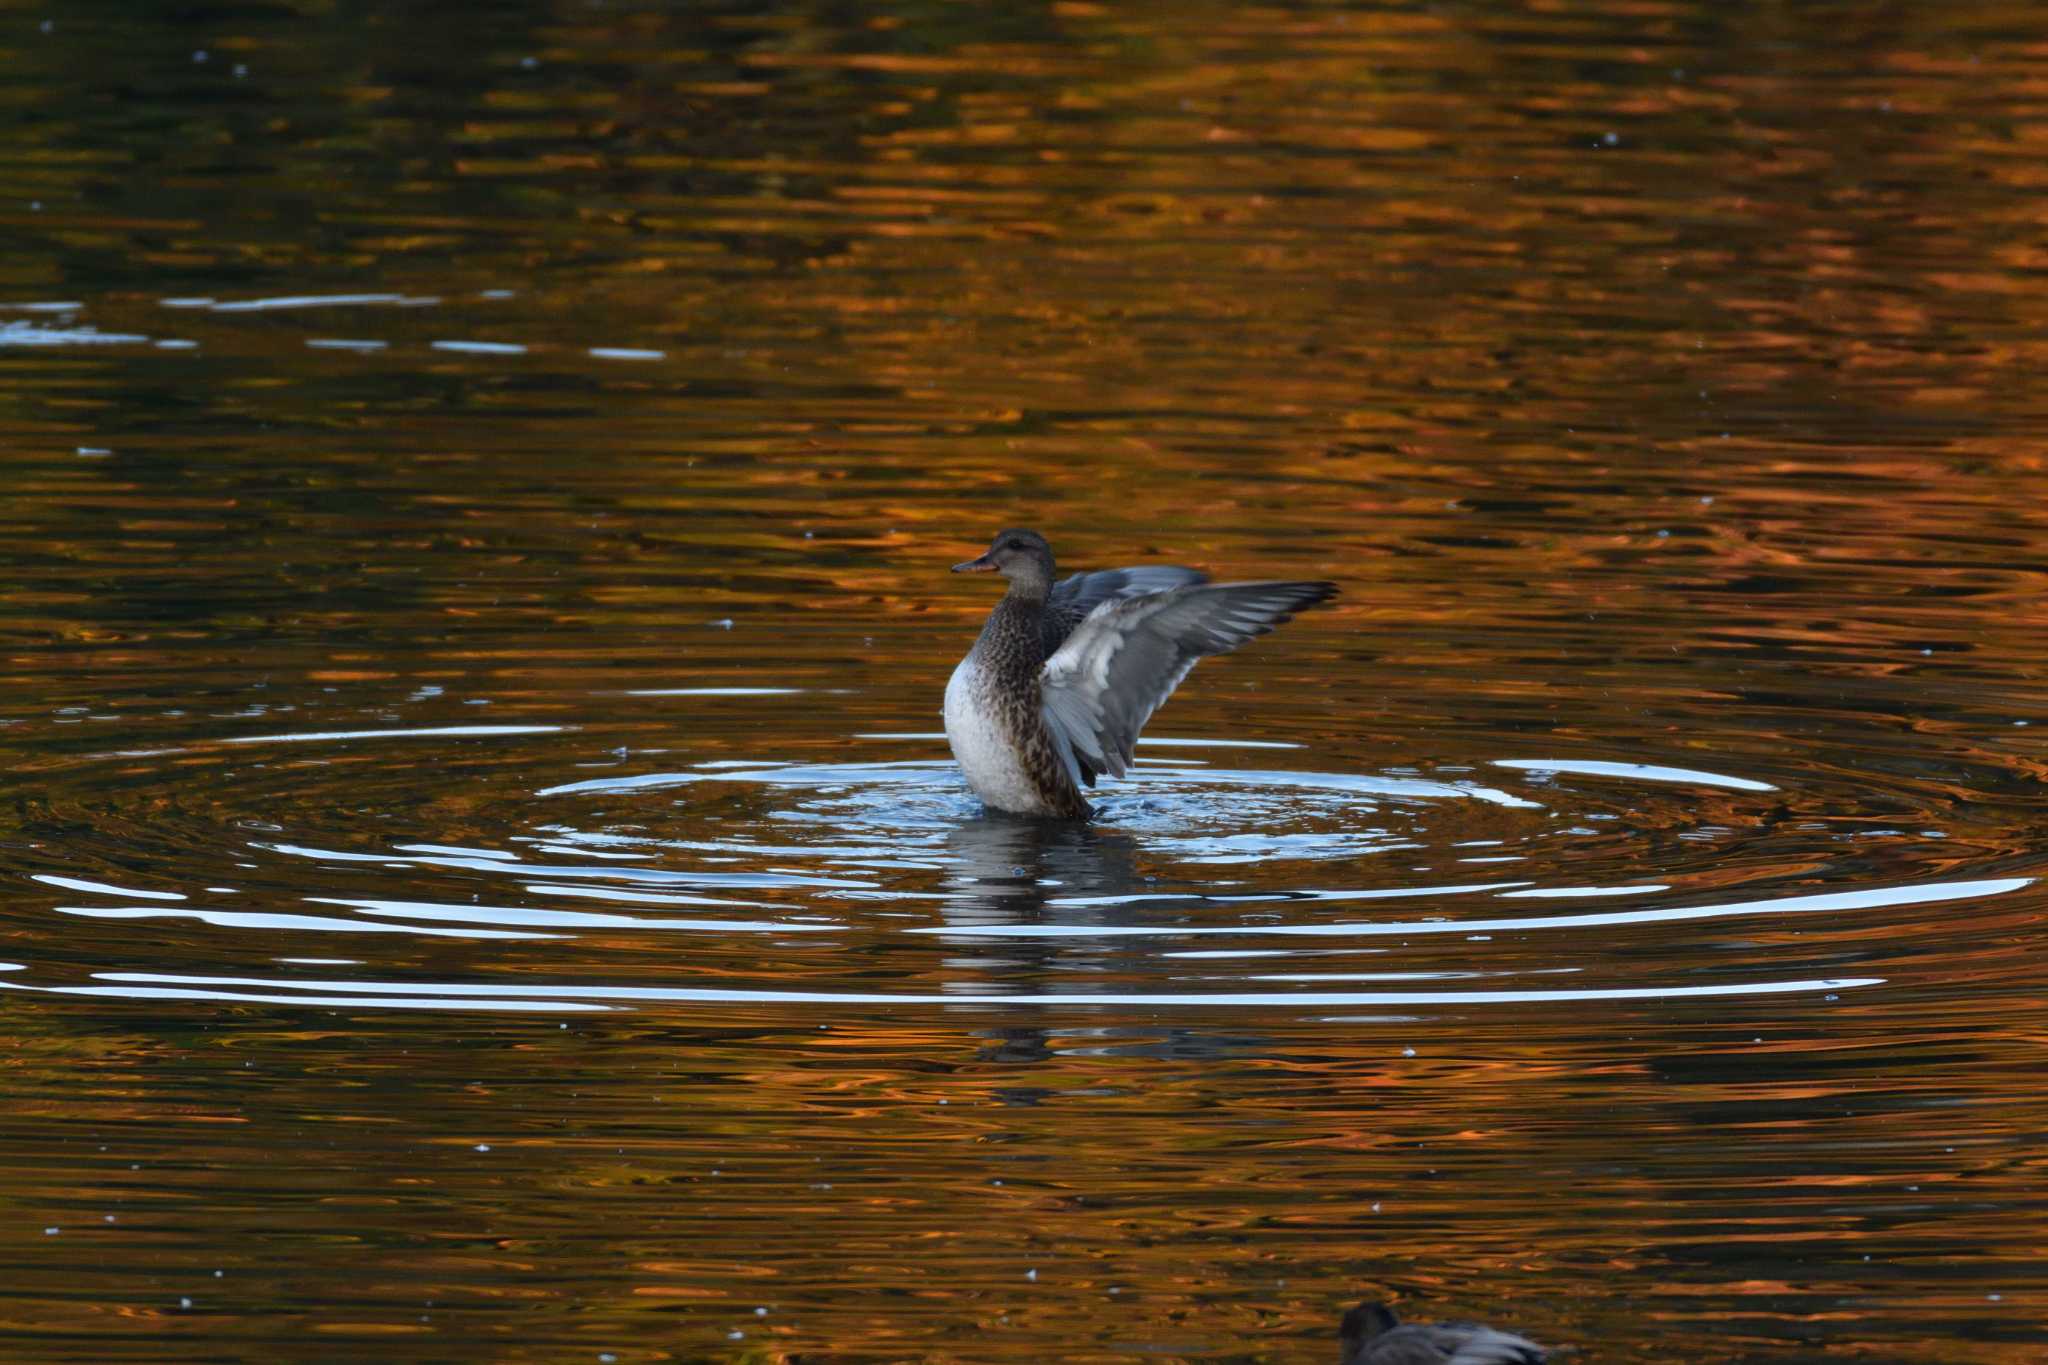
1350, 1339, 1441, 1365
1354, 1324, 1547, 1365
1444, 1327, 1548, 1365
1044, 566, 1208, 655
1039, 580, 1335, 784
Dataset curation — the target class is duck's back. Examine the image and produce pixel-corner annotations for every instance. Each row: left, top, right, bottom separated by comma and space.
1347, 1320, 1548, 1365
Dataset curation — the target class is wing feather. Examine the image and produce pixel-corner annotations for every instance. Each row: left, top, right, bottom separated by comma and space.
1043, 565, 1208, 656
1444, 1327, 1548, 1364
1039, 579, 1336, 782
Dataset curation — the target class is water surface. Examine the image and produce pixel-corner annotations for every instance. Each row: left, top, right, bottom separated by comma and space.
4, 2, 2048, 1360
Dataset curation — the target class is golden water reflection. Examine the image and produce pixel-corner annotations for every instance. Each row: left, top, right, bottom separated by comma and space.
3, 0, 2048, 1360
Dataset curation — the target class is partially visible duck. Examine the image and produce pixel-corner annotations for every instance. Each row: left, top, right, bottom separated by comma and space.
944, 528, 1336, 818
1338, 1300, 1549, 1365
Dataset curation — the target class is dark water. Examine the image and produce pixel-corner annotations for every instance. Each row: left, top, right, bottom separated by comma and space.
5, 2, 2048, 1360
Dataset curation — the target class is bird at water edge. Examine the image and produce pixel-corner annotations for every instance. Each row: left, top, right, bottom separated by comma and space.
943, 528, 1336, 818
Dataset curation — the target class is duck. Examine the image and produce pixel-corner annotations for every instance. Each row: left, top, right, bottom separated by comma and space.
1337, 1300, 1549, 1365
943, 528, 1336, 818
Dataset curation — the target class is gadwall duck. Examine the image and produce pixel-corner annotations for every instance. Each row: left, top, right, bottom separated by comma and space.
1338, 1300, 1548, 1365
944, 528, 1335, 818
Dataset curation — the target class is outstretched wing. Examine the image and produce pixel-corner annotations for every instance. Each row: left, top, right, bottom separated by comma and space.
1039, 579, 1336, 787
1044, 566, 1208, 656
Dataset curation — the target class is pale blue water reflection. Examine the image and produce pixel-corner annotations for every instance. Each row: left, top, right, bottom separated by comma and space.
0, 970, 1885, 1012
13, 719, 2025, 1022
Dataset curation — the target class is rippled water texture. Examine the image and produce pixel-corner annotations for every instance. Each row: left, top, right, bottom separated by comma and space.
5, 3, 2048, 1361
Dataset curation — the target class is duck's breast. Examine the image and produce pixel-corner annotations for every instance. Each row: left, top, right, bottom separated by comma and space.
944, 656, 1053, 814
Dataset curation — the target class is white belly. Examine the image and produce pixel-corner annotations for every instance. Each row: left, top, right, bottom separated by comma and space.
944, 657, 1050, 814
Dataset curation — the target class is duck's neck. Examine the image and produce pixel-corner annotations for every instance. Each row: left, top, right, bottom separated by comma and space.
1005, 579, 1049, 610
976, 588, 1046, 683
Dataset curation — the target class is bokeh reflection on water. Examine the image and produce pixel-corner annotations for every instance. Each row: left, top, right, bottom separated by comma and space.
7, 0, 2048, 1359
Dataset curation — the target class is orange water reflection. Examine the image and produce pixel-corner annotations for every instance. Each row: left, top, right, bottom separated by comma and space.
3, 0, 2048, 1361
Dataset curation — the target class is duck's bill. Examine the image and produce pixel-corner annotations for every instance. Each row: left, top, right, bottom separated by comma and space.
952, 554, 997, 573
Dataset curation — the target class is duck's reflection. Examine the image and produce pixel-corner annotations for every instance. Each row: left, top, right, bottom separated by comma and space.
937, 813, 1149, 929
934, 814, 1256, 1070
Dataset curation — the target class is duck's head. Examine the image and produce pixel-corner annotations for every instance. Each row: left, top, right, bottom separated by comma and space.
1338, 1301, 1402, 1361
954, 528, 1055, 594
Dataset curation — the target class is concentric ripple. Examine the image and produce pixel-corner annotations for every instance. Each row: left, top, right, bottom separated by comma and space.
5, 715, 2037, 1018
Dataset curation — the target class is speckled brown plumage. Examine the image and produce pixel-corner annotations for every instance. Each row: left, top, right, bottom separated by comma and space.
945, 528, 1336, 819
961, 592, 1091, 817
